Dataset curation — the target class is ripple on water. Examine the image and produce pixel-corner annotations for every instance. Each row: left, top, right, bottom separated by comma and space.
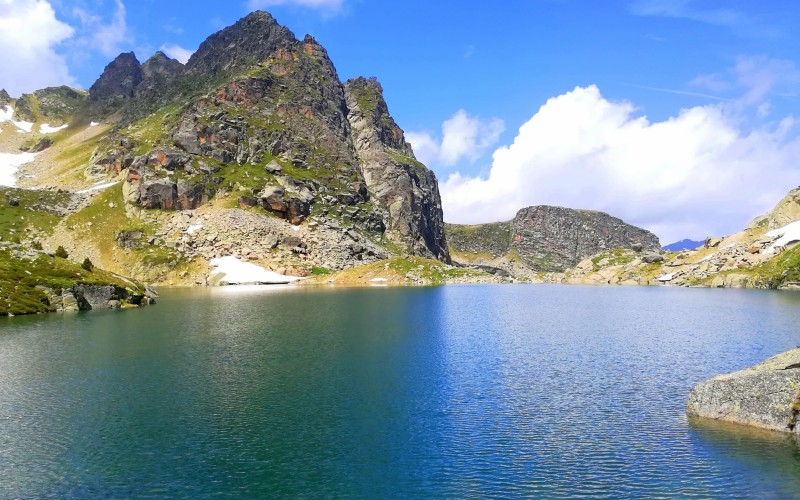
0, 285, 799, 497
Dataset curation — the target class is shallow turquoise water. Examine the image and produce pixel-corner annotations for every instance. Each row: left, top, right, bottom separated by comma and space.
1, 285, 799, 498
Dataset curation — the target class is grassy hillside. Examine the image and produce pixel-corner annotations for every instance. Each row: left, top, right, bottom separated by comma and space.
0, 251, 146, 316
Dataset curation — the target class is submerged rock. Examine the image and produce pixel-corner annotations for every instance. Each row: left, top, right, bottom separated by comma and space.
687, 349, 800, 435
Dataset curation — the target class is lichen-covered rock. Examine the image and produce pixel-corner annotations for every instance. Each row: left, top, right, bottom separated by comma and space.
687, 349, 800, 435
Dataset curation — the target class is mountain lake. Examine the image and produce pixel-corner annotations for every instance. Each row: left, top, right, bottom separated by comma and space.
1, 284, 799, 497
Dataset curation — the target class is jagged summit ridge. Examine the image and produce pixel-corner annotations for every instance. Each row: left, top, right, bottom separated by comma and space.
185, 10, 295, 78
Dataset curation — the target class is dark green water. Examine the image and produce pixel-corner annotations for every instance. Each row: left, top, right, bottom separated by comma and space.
1, 285, 800, 498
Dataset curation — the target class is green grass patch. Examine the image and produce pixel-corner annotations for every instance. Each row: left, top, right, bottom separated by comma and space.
591, 249, 636, 269
0, 250, 145, 315
122, 102, 185, 155
386, 150, 428, 172
311, 265, 332, 275
0, 188, 72, 241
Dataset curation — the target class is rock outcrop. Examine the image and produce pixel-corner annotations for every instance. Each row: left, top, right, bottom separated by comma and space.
749, 186, 800, 231
448, 206, 659, 273
345, 77, 449, 262
78, 10, 450, 271
687, 349, 800, 435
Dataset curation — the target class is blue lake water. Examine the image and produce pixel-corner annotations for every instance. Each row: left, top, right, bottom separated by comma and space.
1, 284, 799, 498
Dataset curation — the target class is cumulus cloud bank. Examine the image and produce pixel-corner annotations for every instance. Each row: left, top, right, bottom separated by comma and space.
439, 85, 800, 243
407, 110, 504, 167
160, 43, 194, 64
0, 0, 77, 95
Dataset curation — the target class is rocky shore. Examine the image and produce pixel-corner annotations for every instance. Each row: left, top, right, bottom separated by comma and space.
687, 348, 800, 435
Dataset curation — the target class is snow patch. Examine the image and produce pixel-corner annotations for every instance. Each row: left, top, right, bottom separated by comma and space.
40, 123, 68, 134
0, 151, 37, 187
89, 121, 99, 127
0, 105, 12, 122
764, 221, 800, 254
76, 181, 118, 194
657, 272, 676, 282
291, 225, 301, 232
209, 256, 303, 285
369, 277, 388, 283
0, 105, 34, 132
186, 222, 203, 234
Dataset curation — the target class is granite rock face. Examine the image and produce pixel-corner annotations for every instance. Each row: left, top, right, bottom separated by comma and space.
749, 186, 800, 231
447, 206, 659, 272
687, 349, 800, 435
345, 77, 449, 262
511, 206, 660, 271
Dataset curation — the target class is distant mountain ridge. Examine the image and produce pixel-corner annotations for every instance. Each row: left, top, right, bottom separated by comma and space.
662, 239, 704, 251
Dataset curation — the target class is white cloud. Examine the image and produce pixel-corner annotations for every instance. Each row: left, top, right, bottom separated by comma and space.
247, 0, 344, 10
72, 0, 129, 58
440, 85, 800, 243
407, 110, 504, 167
629, 0, 778, 38
0, 0, 76, 95
159, 43, 193, 64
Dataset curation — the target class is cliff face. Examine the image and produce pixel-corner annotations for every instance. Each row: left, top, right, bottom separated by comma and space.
447, 205, 659, 272
345, 77, 449, 262
512, 206, 661, 271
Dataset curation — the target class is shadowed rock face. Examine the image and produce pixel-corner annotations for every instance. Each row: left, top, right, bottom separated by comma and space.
88, 52, 143, 115
185, 10, 295, 80
345, 77, 450, 262
687, 349, 800, 435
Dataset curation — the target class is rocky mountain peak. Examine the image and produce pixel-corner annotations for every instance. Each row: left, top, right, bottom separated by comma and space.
185, 10, 295, 79
88, 51, 143, 115
141, 51, 184, 80
0, 88, 10, 105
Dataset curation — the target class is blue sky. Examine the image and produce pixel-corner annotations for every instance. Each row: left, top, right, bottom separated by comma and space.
3, 0, 800, 242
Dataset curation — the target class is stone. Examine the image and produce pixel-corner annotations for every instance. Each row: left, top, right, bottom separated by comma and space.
687, 348, 800, 435
642, 253, 665, 264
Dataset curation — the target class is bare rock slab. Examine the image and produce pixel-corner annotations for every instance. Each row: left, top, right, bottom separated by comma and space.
687, 348, 800, 435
